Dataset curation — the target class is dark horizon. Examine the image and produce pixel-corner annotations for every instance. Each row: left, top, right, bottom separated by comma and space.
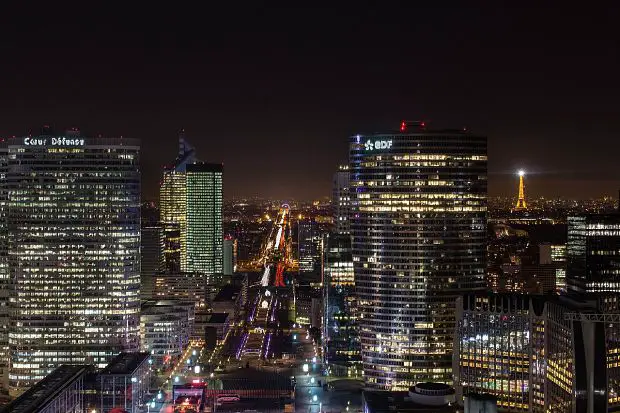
0, 4, 618, 201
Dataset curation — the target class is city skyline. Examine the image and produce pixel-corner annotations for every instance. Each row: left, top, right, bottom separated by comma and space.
2, 4, 620, 412
0, 5, 619, 201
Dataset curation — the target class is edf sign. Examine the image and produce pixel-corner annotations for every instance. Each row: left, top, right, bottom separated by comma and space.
364, 139, 393, 151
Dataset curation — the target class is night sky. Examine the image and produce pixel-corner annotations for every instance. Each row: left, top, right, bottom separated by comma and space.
0, 4, 618, 201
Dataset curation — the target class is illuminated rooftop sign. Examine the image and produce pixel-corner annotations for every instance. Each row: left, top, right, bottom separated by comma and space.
23, 137, 85, 146
364, 139, 393, 151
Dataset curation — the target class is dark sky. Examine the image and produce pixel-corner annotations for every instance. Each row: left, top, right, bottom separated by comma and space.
0, 4, 619, 201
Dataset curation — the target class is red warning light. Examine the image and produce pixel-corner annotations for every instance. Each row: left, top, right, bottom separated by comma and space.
420, 121, 426, 128
400, 121, 406, 132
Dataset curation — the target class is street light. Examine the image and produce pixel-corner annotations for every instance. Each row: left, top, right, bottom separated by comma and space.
313, 394, 318, 402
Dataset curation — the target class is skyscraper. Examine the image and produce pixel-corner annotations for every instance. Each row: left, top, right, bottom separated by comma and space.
322, 233, 360, 377
185, 162, 223, 274
3, 131, 141, 394
141, 203, 162, 278
567, 213, 620, 294
454, 292, 620, 412
160, 133, 223, 275
333, 164, 351, 235
350, 121, 487, 389
160, 133, 195, 273
298, 218, 321, 274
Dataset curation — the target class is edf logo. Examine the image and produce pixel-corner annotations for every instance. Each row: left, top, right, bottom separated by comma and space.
364, 139, 393, 151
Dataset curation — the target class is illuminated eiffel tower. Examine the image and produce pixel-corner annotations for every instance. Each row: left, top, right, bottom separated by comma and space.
515, 170, 527, 210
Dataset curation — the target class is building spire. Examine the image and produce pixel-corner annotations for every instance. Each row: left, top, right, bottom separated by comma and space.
515, 170, 527, 210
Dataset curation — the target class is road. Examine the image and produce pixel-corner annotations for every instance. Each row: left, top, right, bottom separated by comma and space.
294, 330, 363, 413
145, 203, 362, 412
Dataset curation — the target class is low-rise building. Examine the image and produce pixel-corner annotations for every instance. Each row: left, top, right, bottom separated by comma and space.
363, 385, 457, 413
98, 352, 151, 413
1, 365, 90, 413
295, 285, 321, 327
140, 300, 194, 366
205, 313, 230, 348
212, 284, 242, 322
141, 272, 224, 340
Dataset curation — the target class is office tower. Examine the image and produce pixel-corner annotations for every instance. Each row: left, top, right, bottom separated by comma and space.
185, 163, 223, 274
0, 145, 7, 397
322, 233, 360, 377
3, 131, 141, 394
298, 218, 321, 274
454, 293, 620, 413
141, 225, 162, 277
160, 133, 223, 275
567, 213, 620, 294
223, 237, 237, 276
350, 122, 487, 389
141, 202, 162, 278
160, 133, 196, 273
333, 164, 351, 235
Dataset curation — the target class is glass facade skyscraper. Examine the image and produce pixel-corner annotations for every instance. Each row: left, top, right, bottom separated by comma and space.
298, 218, 321, 274
349, 123, 487, 389
160, 134, 223, 275
2, 132, 141, 394
333, 164, 351, 235
567, 213, 620, 294
454, 293, 620, 412
185, 163, 223, 274
160, 172, 187, 273
322, 233, 360, 377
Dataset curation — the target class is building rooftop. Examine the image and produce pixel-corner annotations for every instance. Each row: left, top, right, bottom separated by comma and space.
186, 162, 223, 173
363, 391, 457, 413
100, 352, 150, 376
213, 284, 240, 302
207, 312, 230, 324
2, 365, 90, 413
142, 299, 195, 312
217, 367, 294, 391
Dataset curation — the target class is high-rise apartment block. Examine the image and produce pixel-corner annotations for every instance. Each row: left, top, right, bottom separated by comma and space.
2, 131, 141, 394
350, 122, 487, 389
567, 213, 620, 294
